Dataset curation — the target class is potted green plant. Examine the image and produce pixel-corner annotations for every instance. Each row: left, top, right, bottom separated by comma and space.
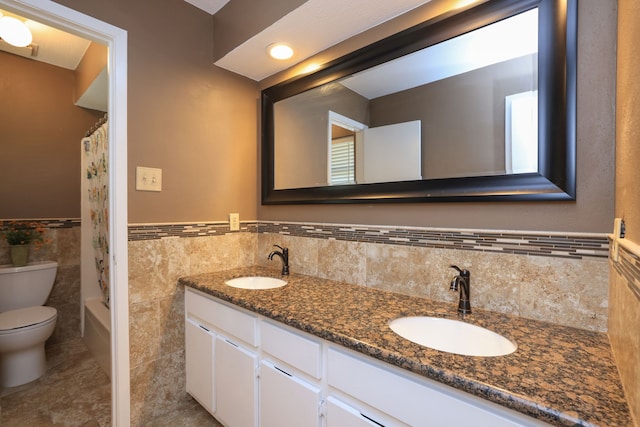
1, 221, 49, 266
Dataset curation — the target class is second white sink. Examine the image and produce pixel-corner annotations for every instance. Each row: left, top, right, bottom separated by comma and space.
225, 276, 287, 290
389, 316, 516, 357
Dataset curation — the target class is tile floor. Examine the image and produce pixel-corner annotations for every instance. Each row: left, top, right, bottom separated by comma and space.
0, 337, 221, 426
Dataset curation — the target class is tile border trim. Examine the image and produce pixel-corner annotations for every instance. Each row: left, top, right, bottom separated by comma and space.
128, 222, 258, 241
258, 221, 608, 260
0, 218, 81, 230
126, 220, 608, 260
611, 239, 640, 300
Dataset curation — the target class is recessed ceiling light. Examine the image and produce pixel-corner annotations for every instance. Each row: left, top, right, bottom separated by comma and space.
267, 43, 293, 60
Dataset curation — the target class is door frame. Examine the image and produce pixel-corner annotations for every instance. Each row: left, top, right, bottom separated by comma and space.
0, 0, 130, 424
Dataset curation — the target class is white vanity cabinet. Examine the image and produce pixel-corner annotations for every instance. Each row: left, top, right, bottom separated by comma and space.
259, 321, 322, 427
215, 336, 258, 427
259, 360, 321, 427
185, 289, 258, 427
185, 287, 549, 427
184, 318, 215, 413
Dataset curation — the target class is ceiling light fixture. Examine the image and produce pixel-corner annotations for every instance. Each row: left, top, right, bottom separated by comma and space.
267, 43, 293, 60
0, 15, 32, 47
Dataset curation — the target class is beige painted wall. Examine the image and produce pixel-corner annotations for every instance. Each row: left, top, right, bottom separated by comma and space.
53, 0, 260, 224
0, 52, 103, 219
258, 0, 617, 234
611, 0, 640, 424
74, 41, 107, 106
39, 0, 616, 232
616, 0, 640, 241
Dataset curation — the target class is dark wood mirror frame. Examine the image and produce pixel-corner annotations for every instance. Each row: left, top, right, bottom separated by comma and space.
261, 0, 576, 204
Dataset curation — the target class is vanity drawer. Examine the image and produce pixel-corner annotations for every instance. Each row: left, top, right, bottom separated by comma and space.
327, 347, 531, 427
260, 321, 321, 379
185, 289, 257, 346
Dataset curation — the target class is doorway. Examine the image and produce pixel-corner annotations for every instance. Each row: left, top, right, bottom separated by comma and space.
0, 0, 130, 425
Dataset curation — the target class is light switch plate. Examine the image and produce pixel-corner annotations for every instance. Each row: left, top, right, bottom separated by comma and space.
229, 213, 240, 231
136, 166, 162, 192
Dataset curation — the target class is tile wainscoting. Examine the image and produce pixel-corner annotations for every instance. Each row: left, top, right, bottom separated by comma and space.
254, 221, 609, 332
0, 219, 620, 425
127, 226, 257, 425
126, 220, 610, 425
609, 240, 640, 424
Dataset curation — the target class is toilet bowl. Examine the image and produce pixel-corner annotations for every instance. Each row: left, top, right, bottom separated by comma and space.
0, 307, 57, 387
0, 261, 58, 387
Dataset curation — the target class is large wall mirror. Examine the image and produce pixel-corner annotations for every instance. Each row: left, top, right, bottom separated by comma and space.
262, 0, 576, 204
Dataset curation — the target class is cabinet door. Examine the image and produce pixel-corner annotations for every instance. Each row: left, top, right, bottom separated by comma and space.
326, 396, 389, 427
259, 360, 321, 427
214, 336, 258, 427
185, 318, 215, 414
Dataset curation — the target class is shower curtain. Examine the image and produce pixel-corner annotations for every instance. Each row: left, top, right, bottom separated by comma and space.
82, 121, 110, 308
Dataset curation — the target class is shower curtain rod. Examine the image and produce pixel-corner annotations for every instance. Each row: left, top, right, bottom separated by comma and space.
85, 113, 108, 137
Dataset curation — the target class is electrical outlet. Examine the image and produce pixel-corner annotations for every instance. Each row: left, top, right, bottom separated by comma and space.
136, 166, 162, 192
613, 218, 624, 239
229, 213, 240, 231
611, 218, 625, 262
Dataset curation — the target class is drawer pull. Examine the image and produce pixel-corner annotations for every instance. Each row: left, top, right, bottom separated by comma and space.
361, 413, 385, 426
274, 365, 292, 377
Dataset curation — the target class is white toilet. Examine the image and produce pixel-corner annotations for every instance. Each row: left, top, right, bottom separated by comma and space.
0, 261, 58, 387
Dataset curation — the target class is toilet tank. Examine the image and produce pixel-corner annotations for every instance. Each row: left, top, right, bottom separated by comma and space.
0, 261, 58, 312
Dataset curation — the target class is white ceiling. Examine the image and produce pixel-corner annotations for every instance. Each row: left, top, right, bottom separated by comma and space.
0, 9, 90, 70
212, 0, 433, 81
183, 0, 229, 15
1, 0, 434, 83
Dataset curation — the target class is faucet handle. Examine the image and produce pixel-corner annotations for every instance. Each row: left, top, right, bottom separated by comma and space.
450, 265, 469, 276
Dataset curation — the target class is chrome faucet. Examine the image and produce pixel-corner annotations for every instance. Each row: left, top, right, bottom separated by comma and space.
268, 244, 289, 275
450, 265, 471, 316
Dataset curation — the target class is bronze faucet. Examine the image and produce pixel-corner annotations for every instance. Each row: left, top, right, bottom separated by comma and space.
450, 265, 471, 317
268, 245, 289, 275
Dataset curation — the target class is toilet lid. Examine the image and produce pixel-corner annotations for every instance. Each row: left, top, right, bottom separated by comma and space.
0, 306, 57, 331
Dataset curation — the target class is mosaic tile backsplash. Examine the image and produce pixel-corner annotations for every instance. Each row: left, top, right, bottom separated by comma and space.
129, 221, 608, 259
256, 222, 609, 260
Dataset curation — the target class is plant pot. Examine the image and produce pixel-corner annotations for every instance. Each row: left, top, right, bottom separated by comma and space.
10, 244, 29, 267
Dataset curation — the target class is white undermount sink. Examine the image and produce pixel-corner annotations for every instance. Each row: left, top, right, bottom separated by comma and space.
225, 276, 287, 290
389, 316, 516, 357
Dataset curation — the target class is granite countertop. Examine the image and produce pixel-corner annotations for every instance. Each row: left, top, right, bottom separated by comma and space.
179, 266, 632, 427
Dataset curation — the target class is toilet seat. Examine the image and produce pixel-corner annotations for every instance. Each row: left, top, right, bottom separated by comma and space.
0, 306, 57, 332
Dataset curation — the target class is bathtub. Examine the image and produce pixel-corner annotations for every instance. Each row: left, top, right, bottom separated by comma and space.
83, 298, 111, 378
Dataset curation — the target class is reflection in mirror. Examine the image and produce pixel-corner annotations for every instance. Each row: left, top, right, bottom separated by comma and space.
329, 112, 362, 186
274, 8, 538, 189
328, 112, 424, 186
262, 0, 576, 204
